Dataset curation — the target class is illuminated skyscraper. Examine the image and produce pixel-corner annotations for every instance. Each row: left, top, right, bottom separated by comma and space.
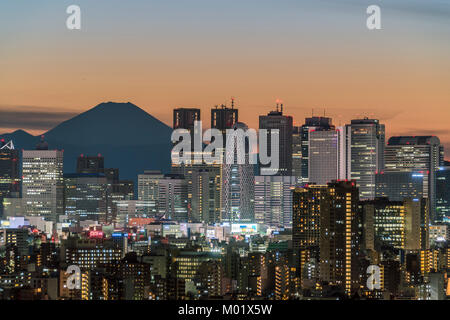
308, 127, 348, 185
292, 126, 302, 184
158, 174, 188, 221
385, 136, 443, 222
22, 137, 64, 221
346, 118, 385, 200
254, 175, 296, 228
259, 102, 293, 176
211, 103, 238, 136
293, 181, 361, 295
300, 116, 333, 183
221, 122, 254, 223
173, 107, 201, 141
64, 173, 108, 222
436, 166, 450, 223
0, 139, 20, 216
375, 171, 425, 201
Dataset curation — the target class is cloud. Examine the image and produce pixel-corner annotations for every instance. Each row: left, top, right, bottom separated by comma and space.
0, 105, 77, 131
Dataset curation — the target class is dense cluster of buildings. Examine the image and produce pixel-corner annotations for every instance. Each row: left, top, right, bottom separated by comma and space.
0, 102, 449, 300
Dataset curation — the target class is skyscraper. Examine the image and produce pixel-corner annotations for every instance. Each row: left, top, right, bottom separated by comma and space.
346, 118, 385, 200
293, 181, 361, 295
77, 154, 105, 174
259, 102, 293, 176
0, 139, 20, 216
318, 181, 360, 295
172, 108, 202, 179
158, 174, 188, 221
190, 167, 221, 224
173, 108, 201, 133
254, 176, 296, 228
385, 136, 443, 222
292, 184, 324, 281
308, 126, 347, 185
221, 122, 254, 223
362, 198, 405, 251
211, 103, 238, 135
436, 166, 450, 223
375, 171, 425, 201
64, 173, 108, 222
300, 116, 333, 183
292, 126, 302, 184
138, 170, 164, 202
22, 137, 64, 221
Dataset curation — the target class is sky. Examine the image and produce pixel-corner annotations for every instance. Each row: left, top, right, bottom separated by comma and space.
1, 0, 450, 155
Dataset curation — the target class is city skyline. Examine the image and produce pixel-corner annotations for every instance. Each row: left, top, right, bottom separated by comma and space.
1, 1, 450, 303
1, 1, 450, 156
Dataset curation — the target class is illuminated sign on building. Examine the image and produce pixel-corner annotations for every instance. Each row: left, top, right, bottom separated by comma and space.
231, 223, 258, 234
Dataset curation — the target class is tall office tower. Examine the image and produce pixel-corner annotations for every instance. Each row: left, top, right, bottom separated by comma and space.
308, 127, 347, 184
254, 176, 296, 228
292, 126, 302, 184
300, 116, 333, 183
76, 154, 104, 174
173, 107, 201, 156
102, 168, 134, 223
293, 181, 361, 295
346, 118, 385, 200
362, 198, 405, 250
221, 122, 255, 223
436, 166, 450, 223
211, 102, 238, 136
0, 140, 20, 216
375, 171, 425, 201
259, 102, 293, 175
171, 163, 221, 223
173, 108, 201, 134
403, 198, 429, 251
138, 170, 164, 202
191, 167, 221, 224
158, 174, 188, 221
22, 137, 64, 221
64, 173, 108, 222
385, 136, 443, 222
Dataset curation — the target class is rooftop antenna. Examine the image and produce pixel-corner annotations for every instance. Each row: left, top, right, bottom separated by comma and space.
231, 97, 235, 109
280, 99, 284, 114
275, 99, 280, 112
312, 108, 314, 117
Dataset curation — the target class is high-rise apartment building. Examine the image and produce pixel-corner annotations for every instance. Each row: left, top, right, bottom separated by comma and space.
293, 181, 361, 295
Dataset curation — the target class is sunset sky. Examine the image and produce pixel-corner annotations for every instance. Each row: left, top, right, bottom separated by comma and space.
1, 0, 449, 155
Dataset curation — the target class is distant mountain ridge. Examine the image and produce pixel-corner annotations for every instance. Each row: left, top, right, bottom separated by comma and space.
0, 102, 173, 187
